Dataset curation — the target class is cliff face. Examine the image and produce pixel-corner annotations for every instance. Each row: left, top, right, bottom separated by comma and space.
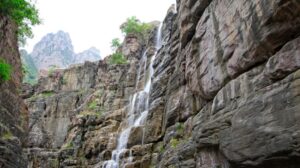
24, 0, 300, 168
0, 16, 28, 168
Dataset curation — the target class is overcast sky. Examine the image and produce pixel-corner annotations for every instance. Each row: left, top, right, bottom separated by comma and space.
24, 0, 176, 57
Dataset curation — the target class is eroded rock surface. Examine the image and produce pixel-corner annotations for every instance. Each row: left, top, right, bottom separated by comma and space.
23, 0, 300, 168
0, 16, 28, 168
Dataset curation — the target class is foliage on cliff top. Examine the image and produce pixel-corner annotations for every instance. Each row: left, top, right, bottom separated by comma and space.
120, 16, 152, 38
0, 0, 41, 45
0, 59, 12, 82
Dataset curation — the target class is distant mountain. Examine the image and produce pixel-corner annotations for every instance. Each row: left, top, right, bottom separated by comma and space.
20, 49, 38, 85
74, 47, 101, 64
21, 31, 101, 84
30, 30, 101, 70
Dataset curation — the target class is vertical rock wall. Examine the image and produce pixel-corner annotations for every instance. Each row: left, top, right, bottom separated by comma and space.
145, 0, 300, 167
0, 16, 28, 168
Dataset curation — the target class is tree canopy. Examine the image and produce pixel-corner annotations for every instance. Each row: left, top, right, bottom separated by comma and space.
120, 16, 152, 37
0, 0, 41, 45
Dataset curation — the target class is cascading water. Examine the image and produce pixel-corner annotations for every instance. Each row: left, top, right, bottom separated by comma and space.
103, 23, 163, 168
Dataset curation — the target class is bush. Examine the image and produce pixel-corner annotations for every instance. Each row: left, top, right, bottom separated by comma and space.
0, 0, 41, 45
176, 122, 184, 134
0, 59, 12, 82
88, 101, 97, 110
2, 131, 14, 140
111, 38, 121, 51
109, 52, 127, 65
170, 138, 179, 148
62, 141, 73, 149
120, 16, 152, 37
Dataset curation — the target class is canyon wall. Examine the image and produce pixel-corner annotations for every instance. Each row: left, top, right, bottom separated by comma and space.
0, 16, 28, 168
23, 0, 300, 168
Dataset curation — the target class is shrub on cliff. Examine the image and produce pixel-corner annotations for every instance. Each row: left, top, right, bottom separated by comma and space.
120, 16, 152, 38
111, 38, 121, 51
109, 52, 127, 65
0, 59, 12, 82
0, 0, 41, 45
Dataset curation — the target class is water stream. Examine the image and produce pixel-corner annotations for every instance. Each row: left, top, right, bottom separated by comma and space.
103, 23, 162, 168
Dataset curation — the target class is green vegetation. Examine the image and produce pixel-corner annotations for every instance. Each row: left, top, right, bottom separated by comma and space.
0, 0, 41, 45
120, 16, 152, 37
176, 122, 184, 134
21, 50, 38, 85
78, 111, 102, 117
109, 52, 127, 65
60, 77, 67, 85
62, 141, 74, 149
88, 101, 97, 110
41, 91, 54, 97
170, 138, 180, 148
159, 144, 165, 153
111, 38, 121, 51
48, 65, 58, 77
0, 59, 12, 82
2, 131, 14, 140
28, 91, 54, 101
49, 159, 59, 168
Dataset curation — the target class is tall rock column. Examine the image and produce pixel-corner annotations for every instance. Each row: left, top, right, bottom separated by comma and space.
0, 16, 28, 168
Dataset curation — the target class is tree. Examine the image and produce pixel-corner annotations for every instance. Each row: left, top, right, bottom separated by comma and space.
0, 0, 41, 45
120, 16, 152, 38
110, 38, 121, 51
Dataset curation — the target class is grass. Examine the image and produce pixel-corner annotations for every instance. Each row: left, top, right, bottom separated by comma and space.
41, 91, 54, 97
28, 91, 55, 101
170, 138, 179, 148
1, 131, 14, 140
78, 111, 102, 117
159, 144, 165, 153
62, 141, 73, 149
176, 122, 184, 134
88, 101, 97, 110
0, 59, 12, 82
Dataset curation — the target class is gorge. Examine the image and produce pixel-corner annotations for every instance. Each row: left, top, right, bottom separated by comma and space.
1, 0, 300, 168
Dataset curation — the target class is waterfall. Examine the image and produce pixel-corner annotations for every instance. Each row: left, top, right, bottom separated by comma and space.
103, 23, 163, 168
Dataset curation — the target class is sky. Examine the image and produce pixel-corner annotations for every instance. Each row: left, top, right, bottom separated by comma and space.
24, 0, 176, 57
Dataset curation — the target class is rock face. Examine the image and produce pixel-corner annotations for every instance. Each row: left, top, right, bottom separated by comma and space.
30, 31, 101, 70
31, 31, 75, 70
23, 0, 300, 168
0, 16, 28, 168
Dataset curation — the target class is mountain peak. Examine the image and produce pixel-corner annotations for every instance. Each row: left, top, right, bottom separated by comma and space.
29, 31, 101, 70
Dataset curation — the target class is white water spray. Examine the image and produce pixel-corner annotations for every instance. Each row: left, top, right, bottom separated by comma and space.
103, 23, 163, 168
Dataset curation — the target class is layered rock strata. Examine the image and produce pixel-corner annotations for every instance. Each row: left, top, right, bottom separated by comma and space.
24, 0, 300, 168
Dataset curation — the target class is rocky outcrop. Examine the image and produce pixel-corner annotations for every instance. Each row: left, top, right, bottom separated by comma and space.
145, 1, 300, 168
29, 31, 101, 70
0, 16, 28, 168
23, 0, 300, 168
